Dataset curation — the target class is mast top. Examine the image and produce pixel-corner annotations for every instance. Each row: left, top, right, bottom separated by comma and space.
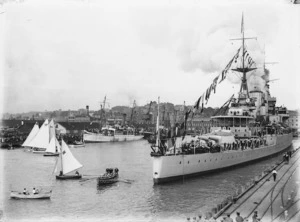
230, 14, 257, 101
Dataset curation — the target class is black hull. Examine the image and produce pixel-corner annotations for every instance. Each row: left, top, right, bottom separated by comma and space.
56, 175, 82, 180
43, 153, 59, 157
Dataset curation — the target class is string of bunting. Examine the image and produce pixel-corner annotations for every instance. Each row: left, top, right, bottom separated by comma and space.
181, 46, 256, 137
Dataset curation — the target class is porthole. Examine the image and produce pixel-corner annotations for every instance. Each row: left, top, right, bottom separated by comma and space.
179, 161, 181, 164
205, 160, 206, 162
198, 160, 200, 163
188, 161, 189, 164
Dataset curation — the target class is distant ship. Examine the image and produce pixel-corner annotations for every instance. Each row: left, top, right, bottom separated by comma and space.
83, 126, 143, 143
150, 15, 293, 184
83, 97, 143, 143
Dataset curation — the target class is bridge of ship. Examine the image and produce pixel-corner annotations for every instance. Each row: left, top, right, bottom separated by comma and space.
211, 115, 255, 137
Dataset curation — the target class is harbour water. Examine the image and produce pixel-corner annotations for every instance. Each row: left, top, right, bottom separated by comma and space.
1, 138, 299, 221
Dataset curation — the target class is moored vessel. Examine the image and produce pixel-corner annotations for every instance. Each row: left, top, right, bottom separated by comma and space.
84, 127, 143, 143
150, 15, 293, 184
83, 97, 143, 143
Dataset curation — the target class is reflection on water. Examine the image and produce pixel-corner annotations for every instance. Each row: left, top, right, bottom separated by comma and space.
2, 139, 299, 221
96, 183, 119, 194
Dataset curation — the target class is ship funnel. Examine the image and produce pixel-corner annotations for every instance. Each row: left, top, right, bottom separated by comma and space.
123, 113, 127, 125
86, 105, 89, 116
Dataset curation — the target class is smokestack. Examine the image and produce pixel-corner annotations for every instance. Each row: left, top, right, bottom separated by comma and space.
86, 105, 89, 116
123, 113, 127, 126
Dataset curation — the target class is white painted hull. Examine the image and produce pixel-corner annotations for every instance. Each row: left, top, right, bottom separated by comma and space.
84, 133, 144, 143
152, 133, 293, 184
10, 191, 52, 199
31, 148, 46, 154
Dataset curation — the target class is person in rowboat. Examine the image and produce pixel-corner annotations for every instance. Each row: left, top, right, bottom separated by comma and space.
23, 188, 28, 195
32, 188, 39, 195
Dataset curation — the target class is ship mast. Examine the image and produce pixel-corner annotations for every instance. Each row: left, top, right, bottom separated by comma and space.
130, 100, 137, 126
230, 13, 257, 102
156, 97, 160, 147
100, 95, 107, 127
241, 14, 247, 97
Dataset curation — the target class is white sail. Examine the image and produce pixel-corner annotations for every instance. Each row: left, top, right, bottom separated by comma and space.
55, 137, 61, 153
27, 119, 50, 149
49, 119, 55, 140
61, 140, 83, 174
45, 137, 56, 154
22, 123, 39, 147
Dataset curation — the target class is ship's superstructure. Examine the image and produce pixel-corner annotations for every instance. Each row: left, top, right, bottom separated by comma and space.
150, 15, 292, 184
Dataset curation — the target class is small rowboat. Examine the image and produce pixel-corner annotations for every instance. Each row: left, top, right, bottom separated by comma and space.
10, 191, 52, 200
97, 168, 119, 185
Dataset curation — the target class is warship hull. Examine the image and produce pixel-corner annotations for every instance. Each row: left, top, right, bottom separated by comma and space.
153, 133, 293, 184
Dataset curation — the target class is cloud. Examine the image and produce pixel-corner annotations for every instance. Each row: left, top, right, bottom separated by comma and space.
1, 0, 299, 114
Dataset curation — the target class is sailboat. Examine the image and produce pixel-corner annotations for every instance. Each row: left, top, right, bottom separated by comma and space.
56, 140, 83, 180
43, 137, 60, 157
27, 119, 59, 154
22, 123, 40, 148
28, 119, 50, 153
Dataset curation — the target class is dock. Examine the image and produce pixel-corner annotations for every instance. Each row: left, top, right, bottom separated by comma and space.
214, 148, 300, 222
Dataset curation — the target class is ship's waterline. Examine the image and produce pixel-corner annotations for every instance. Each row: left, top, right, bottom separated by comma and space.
153, 133, 293, 184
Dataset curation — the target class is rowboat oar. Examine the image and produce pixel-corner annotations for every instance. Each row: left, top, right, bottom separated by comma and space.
117, 179, 134, 184
82, 174, 101, 177
79, 177, 98, 183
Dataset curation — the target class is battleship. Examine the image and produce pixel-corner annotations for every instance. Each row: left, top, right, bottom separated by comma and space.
150, 16, 293, 184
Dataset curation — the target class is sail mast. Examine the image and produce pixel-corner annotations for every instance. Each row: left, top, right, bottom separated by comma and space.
60, 139, 63, 173
156, 97, 160, 147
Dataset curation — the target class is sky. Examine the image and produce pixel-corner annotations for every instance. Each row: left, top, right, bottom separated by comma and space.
0, 0, 299, 114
